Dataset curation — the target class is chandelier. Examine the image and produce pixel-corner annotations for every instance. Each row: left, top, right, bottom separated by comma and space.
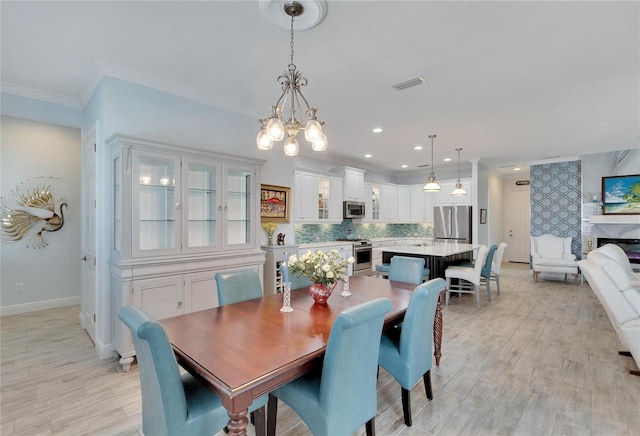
256, 1, 326, 157
423, 134, 441, 192
451, 148, 467, 196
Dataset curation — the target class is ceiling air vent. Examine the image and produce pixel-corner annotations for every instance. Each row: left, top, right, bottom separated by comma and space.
393, 76, 426, 90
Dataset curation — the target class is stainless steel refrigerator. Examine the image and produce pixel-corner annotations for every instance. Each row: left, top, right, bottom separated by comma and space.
434, 205, 472, 243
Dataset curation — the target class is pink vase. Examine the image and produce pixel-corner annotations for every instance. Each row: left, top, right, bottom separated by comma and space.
309, 283, 335, 305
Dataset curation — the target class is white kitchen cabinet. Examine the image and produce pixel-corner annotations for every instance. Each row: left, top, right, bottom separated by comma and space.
294, 170, 343, 223
294, 171, 318, 220
364, 183, 375, 220
398, 186, 411, 221
410, 184, 436, 222
379, 184, 398, 221
329, 177, 344, 221
108, 134, 265, 371
341, 166, 365, 201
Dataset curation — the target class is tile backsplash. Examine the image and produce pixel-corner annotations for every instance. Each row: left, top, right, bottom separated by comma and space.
295, 220, 433, 243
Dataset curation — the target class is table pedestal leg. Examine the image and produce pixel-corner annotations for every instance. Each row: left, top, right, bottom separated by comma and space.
227, 409, 249, 436
434, 291, 444, 366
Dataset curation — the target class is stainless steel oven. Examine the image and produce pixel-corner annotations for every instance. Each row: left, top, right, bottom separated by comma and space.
336, 239, 373, 275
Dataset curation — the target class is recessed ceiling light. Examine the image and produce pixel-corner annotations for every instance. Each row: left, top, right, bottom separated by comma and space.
401, 164, 408, 168
443, 158, 452, 162
414, 145, 423, 150
365, 153, 372, 158
372, 127, 383, 133
514, 167, 521, 171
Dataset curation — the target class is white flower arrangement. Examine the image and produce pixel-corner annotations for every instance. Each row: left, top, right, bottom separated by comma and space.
288, 249, 355, 287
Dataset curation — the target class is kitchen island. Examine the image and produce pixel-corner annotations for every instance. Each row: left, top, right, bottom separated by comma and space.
382, 242, 483, 280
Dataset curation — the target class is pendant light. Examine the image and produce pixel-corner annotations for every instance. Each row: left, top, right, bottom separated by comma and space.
451, 148, 467, 196
423, 134, 441, 192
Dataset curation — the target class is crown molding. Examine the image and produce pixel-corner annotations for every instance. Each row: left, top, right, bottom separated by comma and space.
528, 156, 581, 166
1, 81, 83, 109
94, 60, 261, 120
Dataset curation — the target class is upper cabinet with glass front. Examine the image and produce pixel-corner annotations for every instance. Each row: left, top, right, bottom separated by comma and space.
109, 135, 262, 260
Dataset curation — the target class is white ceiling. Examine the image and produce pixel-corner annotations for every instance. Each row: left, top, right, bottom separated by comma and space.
1, 1, 638, 177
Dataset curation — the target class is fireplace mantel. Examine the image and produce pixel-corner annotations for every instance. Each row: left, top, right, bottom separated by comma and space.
590, 215, 640, 225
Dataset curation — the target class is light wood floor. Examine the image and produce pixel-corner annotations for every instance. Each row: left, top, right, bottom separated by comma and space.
1, 263, 639, 435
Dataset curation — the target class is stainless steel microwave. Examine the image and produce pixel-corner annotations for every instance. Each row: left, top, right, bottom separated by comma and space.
343, 201, 365, 219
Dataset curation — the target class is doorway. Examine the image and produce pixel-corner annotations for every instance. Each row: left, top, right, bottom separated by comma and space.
80, 124, 97, 343
506, 188, 530, 263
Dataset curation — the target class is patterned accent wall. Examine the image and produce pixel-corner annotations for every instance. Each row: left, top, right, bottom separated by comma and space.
530, 160, 582, 259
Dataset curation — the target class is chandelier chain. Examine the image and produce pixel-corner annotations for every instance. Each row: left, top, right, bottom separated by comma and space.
290, 12, 295, 67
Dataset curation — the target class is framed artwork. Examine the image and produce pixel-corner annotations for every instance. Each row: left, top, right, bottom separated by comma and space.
480, 208, 487, 224
602, 174, 640, 215
260, 184, 290, 223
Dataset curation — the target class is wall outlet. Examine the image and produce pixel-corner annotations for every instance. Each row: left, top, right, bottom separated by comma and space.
16, 283, 23, 293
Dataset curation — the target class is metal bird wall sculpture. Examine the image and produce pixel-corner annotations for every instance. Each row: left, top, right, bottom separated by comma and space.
1, 177, 68, 249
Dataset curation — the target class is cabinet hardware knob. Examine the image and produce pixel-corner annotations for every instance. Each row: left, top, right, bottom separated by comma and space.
81, 256, 87, 261
177, 301, 182, 308
175, 202, 181, 209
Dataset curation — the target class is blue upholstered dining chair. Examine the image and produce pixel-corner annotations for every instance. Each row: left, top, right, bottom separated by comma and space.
279, 263, 313, 290
388, 256, 427, 285
117, 305, 267, 436
215, 268, 263, 306
266, 298, 393, 436
378, 278, 445, 427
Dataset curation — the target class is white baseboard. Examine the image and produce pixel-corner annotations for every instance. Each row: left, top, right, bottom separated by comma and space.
0, 296, 81, 316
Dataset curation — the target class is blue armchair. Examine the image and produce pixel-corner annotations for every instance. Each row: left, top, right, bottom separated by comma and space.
378, 278, 446, 426
267, 298, 393, 436
117, 305, 267, 436
215, 268, 263, 306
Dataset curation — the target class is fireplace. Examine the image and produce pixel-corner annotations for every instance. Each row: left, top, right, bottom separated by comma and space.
597, 238, 640, 264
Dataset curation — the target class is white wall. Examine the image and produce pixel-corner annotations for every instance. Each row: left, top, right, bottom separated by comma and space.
488, 173, 505, 247
1, 116, 81, 315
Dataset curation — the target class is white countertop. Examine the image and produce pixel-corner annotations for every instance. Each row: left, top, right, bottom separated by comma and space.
382, 243, 483, 257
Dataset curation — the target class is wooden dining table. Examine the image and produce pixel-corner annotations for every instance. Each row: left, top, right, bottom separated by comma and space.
160, 274, 445, 436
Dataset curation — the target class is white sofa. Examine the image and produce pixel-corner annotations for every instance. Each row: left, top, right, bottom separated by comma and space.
530, 234, 579, 284
579, 250, 640, 376
597, 243, 640, 289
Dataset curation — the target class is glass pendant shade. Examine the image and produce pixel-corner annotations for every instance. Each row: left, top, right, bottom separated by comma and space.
424, 134, 440, 192
451, 180, 467, 196
256, 129, 274, 150
423, 173, 441, 192
283, 135, 300, 156
311, 132, 328, 151
451, 148, 467, 196
304, 119, 323, 142
266, 117, 285, 141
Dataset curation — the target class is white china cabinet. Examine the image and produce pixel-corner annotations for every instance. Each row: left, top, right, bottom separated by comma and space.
108, 134, 265, 370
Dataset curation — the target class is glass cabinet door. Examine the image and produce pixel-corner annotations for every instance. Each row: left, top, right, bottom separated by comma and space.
318, 177, 330, 220
371, 185, 380, 220
225, 167, 253, 247
133, 152, 180, 256
184, 160, 220, 251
